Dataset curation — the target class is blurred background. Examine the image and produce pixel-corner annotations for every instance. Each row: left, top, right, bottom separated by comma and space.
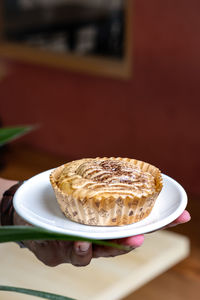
2, 0, 124, 57
0, 1, 199, 299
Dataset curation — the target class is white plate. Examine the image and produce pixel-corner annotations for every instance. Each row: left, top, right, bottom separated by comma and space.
13, 169, 188, 240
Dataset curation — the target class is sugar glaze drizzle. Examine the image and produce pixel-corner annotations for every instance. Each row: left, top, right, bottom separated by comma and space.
57, 158, 159, 199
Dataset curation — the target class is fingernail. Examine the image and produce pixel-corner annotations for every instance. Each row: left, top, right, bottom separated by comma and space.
174, 210, 191, 224
127, 235, 144, 248
182, 211, 191, 222
75, 242, 90, 254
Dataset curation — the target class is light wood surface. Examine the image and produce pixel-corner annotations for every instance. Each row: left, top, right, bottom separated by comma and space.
0, 231, 189, 300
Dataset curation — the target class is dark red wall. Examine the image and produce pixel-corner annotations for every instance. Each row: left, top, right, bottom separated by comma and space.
1, 0, 200, 194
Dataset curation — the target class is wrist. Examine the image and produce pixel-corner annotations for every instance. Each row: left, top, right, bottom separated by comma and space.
0, 178, 18, 200
0, 181, 27, 248
0, 181, 23, 226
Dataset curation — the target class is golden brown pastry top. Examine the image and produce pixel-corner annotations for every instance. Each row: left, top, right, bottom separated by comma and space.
54, 158, 162, 200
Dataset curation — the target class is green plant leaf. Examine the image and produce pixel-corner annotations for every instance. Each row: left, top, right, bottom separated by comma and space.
0, 285, 75, 300
0, 226, 130, 251
0, 126, 35, 146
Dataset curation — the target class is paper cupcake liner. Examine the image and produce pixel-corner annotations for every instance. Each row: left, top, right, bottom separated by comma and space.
50, 159, 163, 226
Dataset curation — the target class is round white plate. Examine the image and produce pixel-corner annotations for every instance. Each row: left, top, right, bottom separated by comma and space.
13, 169, 188, 240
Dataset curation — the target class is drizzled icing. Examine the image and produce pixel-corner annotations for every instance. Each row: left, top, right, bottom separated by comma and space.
56, 158, 159, 199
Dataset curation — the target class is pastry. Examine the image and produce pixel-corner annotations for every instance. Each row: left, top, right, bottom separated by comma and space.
50, 157, 163, 226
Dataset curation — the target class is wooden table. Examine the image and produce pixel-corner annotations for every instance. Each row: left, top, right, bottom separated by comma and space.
0, 231, 189, 300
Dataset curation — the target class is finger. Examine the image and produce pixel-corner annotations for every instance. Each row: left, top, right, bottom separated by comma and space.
119, 234, 144, 248
93, 235, 144, 259
70, 241, 92, 267
93, 241, 131, 259
29, 241, 73, 267
147, 210, 191, 233
167, 210, 191, 228
93, 244, 126, 258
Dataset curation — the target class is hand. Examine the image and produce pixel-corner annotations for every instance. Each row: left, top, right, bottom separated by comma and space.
1, 178, 144, 267
13, 211, 144, 266
13, 209, 190, 267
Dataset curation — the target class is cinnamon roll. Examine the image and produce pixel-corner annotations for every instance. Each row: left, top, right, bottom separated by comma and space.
50, 158, 163, 226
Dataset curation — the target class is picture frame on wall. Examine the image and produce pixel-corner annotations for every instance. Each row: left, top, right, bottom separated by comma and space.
0, 0, 133, 78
